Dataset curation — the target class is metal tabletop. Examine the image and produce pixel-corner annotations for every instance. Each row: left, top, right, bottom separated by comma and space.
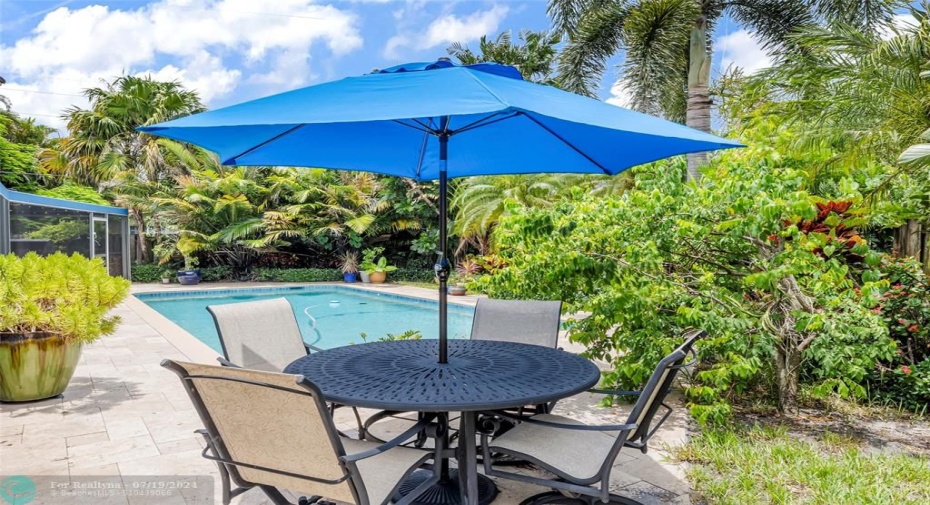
283, 340, 601, 412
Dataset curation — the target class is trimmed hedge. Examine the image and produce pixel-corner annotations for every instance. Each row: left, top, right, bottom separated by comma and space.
253, 268, 342, 282
131, 263, 163, 283
200, 266, 232, 281
130, 264, 437, 283
392, 267, 436, 283
131, 264, 232, 283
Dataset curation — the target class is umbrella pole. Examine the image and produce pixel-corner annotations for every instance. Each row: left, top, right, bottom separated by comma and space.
436, 132, 450, 364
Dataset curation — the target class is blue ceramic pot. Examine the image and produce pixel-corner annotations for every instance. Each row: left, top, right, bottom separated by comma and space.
176, 270, 201, 285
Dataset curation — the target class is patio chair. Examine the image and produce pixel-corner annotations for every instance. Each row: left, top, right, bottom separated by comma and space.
480, 329, 705, 505
207, 297, 314, 372
162, 359, 445, 505
470, 298, 562, 348
360, 298, 563, 444
207, 297, 363, 436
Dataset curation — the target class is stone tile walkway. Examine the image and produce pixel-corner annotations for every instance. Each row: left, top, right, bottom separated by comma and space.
1, 283, 693, 504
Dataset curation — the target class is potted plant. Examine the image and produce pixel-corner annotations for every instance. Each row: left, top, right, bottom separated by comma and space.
368, 256, 397, 284
0, 252, 130, 402
341, 251, 359, 283
448, 257, 481, 296
448, 282, 467, 296
176, 255, 201, 285
160, 269, 173, 284
359, 247, 384, 283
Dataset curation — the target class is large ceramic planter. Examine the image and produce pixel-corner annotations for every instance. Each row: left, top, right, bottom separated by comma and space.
176, 269, 201, 285
0, 332, 83, 402
359, 271, 371, 283
369, 271, 387, 283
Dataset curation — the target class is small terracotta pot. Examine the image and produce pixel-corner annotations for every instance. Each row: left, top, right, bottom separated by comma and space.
0, 332, 83, 402
369, 271, 387, 283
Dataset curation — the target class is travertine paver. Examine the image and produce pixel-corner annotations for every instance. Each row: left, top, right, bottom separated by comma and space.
0, 282, 693, 504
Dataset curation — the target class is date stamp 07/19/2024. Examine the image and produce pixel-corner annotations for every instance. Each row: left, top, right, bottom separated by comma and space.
1, 475, 215, 504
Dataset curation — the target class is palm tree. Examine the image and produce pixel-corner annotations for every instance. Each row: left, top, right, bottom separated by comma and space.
41, 75, 205, 262
452, 174, 572, 255
550, 0, 904, 181
153, 167, 271, 270
448, 30, 562, 84
46, 75, 204, 185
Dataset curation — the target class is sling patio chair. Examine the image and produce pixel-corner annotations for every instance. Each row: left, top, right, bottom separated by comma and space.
162, 359, 445, 505
207, 297, 364, 435
479, 329, 705, 505
207, 297, 317, 372
360, 298, 563, 444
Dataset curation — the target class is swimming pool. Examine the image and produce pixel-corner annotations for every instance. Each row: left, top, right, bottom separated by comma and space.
135, 286, 475, 353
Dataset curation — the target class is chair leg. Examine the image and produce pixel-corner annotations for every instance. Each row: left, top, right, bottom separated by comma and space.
260, 485, 294, 505
519, 491, 644, 505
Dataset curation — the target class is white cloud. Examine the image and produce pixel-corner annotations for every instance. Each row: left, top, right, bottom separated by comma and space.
383, 4, 508, 59
605, 81, 633, 108
420, 5, 508, 49
879, 13, 917, 40
384, 35, 412, 60
716, 29, 772, 75
0, 0, 363, 129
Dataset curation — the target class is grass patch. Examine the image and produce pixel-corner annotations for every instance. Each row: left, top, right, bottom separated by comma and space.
673, 425, 930, 504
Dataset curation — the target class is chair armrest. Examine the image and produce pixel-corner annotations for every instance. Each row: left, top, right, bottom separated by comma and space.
341, 414, 440, 463
216, 357, 241, 368
477, 411, 637, 433
520, 416, 638, 432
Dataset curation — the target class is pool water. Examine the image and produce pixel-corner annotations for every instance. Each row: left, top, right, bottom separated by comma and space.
136, 286, 474, 353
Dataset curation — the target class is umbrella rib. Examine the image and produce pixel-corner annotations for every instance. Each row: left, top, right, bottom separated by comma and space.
452, 111, 521, 136
415, 129, 430, 179
523, 114, 611, 175
224, 124, 307, 164
393, 119, 436, 135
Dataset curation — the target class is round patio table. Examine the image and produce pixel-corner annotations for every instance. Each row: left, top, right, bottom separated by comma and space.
284, 339, 601, 505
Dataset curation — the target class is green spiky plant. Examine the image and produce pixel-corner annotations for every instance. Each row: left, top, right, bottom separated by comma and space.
0, 253, 130, 342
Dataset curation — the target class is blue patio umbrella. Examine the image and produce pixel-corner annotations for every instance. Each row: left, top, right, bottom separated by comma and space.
139, 58, 741, 363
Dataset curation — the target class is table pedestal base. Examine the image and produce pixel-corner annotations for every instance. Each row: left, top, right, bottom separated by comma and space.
396, 469, 497, 505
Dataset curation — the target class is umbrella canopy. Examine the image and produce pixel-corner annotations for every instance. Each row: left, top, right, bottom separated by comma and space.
139, 59, 739, 179
139, 58, 742, 363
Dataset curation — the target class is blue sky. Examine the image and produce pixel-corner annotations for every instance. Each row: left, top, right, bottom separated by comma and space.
0, 0, 828, 130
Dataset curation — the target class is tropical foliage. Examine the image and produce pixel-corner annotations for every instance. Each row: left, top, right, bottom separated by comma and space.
550, 0, 905, 179
0, 1, 927, 423
0, 253, 129, 342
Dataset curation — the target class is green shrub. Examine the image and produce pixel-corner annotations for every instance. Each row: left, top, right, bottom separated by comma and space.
199, 266, 233, 282
392, 267, 436, 283
481, 155, 892, 420
0, 253, 130, 343
36, 184, 110, 206
130, 263, 163, 283
253, 268, 342, 282
867, 255, 930, 412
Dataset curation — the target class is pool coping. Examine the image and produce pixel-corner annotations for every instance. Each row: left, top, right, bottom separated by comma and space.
126, 282, 480, 363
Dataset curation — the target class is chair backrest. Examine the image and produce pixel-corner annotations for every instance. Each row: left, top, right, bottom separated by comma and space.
162, 360, 361, 504
624, 329, 705, 445
207, 297, 307, 371
470, 299, 562, 348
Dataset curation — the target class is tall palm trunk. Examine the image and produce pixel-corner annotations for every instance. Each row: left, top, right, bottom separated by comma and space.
130, 208, 151, 263
686, 13, 713, 182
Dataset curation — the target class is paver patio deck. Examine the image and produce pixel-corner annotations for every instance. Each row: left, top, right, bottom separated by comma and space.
1, 282, 693, 504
